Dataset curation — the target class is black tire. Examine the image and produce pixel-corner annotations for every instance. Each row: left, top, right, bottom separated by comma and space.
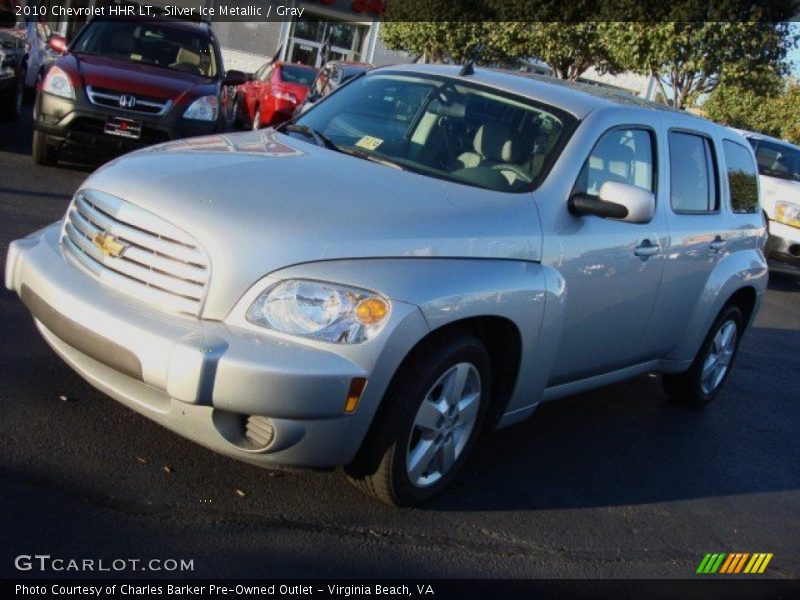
232, 97, 243, 129
252, 107, 261, 131
0, 71, 24, 121
32, 130, 57, 166
662, 304, 744, 407
24, 69, 41, 104
346, 332, 491, 506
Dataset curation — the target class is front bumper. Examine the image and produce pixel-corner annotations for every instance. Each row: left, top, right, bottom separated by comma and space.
767, 220, 800, 269
34, 90, 223, 160
6, 223, 428, 468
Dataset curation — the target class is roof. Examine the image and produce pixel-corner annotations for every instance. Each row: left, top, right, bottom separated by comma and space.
90, 13, 210, 34
731, 127, 800, 151
374, 63, 685, 120
275, 61, 317, 70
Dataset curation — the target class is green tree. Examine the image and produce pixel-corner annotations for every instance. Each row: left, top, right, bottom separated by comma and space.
600, 21, 796, 109
704, 79, 800, 145
380, 1, 493, 64
487, 22, 620, 80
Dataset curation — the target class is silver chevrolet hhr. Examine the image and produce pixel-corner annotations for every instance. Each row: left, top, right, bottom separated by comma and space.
6, 64, 768, 505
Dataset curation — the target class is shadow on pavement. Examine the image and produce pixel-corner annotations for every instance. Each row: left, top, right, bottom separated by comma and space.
431, 324, 800, 511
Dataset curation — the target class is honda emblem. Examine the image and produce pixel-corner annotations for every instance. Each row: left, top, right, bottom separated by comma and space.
119, 95, 137, 109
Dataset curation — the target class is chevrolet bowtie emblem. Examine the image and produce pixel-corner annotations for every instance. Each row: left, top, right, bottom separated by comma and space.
92, 232, 127, 258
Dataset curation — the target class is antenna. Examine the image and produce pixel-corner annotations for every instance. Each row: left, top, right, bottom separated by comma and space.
458, 60, 475, 77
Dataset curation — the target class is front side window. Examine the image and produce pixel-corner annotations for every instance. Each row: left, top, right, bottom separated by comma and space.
750, 139, 800, 182
573, 128, 654, 197
669, 132, 718, 213
723, 140, 759, 214
292, 72, 575, 192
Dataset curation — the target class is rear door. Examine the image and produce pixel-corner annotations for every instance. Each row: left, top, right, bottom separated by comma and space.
644, 129, 731, 355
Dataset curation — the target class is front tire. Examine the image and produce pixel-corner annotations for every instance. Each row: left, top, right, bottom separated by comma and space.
347, 332, 491, 506
662, 305, 744, 407
32, 130, 57, 166
0, 71, 24, 121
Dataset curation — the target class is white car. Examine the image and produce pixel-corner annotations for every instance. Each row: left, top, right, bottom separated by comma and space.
736, 129, 800, 271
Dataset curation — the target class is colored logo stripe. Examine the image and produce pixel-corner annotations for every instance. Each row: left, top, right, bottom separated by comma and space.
744, 553, 773, 574
697, 553, 773, 574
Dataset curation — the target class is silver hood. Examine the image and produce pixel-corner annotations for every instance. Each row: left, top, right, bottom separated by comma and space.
82, 130, 543, 319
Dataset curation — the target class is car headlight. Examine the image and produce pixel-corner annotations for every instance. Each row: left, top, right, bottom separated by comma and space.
246, 279, 391, 344
42, 66, 75, 99
183, 95, 218, 121
775, 201, 800, 229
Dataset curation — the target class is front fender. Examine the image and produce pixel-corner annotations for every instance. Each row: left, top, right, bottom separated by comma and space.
257, 258, 560, 433
667, 248, 767, 363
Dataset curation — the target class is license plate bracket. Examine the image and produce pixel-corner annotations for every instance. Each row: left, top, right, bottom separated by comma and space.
104, 117, 142, 140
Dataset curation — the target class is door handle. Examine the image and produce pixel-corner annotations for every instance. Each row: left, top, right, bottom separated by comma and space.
709, 236, 726, 252
634, 239, 660, 259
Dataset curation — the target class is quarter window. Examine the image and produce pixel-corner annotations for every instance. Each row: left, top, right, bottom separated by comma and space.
573, 129, 654, 197
669, 132, 718, 213
723, 140, 759, 214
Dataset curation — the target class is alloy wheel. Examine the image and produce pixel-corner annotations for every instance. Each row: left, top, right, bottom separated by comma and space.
700, 320, 737, 395
405, 362, 482, 488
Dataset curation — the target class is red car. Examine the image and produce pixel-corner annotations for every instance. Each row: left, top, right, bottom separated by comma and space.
234, 61, 317, 130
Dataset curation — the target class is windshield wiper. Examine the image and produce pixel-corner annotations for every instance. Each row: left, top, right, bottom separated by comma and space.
281, 123, 338, 150
281, 123, 404, 170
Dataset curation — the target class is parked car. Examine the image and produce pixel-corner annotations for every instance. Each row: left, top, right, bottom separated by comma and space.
735, 129, 800, 271
0, 4, 25, 120
6, 65, 767, 506
22, 19, 61, 101
294, 60, 372, 116
31, 15, 247, 166
233, 60, 316, 130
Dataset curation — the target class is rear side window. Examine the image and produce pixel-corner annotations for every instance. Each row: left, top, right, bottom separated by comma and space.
669, 132, 718, 213
723, 140, 759, 214
573, 128, 654, 196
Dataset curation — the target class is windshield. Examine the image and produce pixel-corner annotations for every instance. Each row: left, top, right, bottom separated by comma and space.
280, 65, 317, 87
292, 72, 574, 192
72, 20, 217, 78
751, 139, 800, 182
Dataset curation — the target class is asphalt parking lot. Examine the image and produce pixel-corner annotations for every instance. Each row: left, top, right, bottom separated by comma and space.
1, 107, 799, 580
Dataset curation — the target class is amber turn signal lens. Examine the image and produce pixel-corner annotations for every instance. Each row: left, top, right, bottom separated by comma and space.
345, 377, 367, 413
355, 297, 389, 325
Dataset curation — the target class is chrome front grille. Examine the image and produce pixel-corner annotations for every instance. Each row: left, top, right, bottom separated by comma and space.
86, 85, 172, 115
61, 190, 210, 316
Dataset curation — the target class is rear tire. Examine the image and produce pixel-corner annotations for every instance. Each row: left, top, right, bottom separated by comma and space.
662, 305, 744, 407
32, 130, 57, 166
346, 332, 491, 506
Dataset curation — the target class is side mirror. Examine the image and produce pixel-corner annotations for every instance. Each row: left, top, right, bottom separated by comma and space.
569, 181, 655, 224
47, 34, 68, 54
223, 70, 248, 86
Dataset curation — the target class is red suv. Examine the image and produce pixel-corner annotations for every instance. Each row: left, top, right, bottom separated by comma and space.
233, 61, 317, 130
32, 16, 246, 166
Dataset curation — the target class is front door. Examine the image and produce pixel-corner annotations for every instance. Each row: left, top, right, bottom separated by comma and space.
546, 127, 667, 385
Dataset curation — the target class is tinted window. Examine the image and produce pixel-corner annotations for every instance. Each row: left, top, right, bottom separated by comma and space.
750, 139, 800, 182
574, 128, 654, 196
723, 140, 759, 214
669, 132, 718, 213
279, 65, 317, 87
